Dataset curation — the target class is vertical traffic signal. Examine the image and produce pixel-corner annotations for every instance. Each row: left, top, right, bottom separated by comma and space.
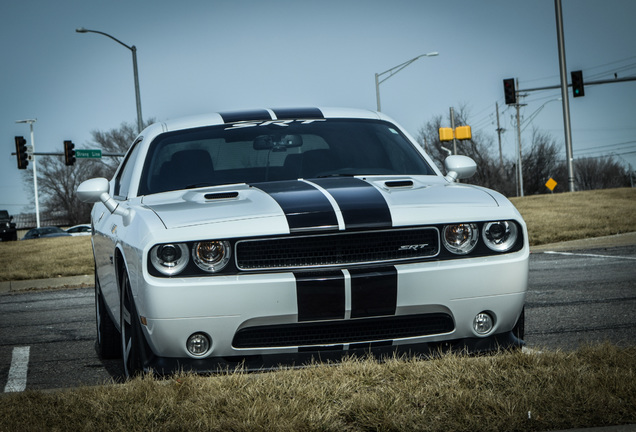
64, 140, 76, 166
571, 70, 584, 97
14, 136, 29, 169
503, 78, 516, 105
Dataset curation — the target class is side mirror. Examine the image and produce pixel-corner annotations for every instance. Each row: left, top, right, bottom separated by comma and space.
77, 177, 110, 203
77, 178, 130, 218
444, 155, 477, 182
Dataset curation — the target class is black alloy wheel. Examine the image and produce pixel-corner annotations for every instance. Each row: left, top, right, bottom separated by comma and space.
95, 267, 121, 359
120, 270, 144, 378
513, 307, 525, 341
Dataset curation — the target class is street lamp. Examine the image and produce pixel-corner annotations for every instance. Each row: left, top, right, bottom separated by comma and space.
374, 52, 438, 112
76, 27, 143, 134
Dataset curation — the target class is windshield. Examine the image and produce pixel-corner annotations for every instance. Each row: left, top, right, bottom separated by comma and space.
138, 119, 435, 195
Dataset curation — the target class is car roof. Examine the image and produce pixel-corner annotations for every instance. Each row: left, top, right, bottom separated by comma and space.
144, 107, 389, 137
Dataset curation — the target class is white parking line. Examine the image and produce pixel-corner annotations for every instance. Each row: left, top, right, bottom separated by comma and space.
543, 251, 636, 260
4, 346, 30, 393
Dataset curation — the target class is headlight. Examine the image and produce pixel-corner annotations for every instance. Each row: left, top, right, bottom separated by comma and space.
150, 243, 189, 276
442, 223, 479, 255
192, 240, 231, 272
482, 221, 518, 252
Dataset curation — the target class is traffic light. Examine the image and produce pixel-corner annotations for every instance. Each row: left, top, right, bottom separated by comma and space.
571, 70, 584, 97
503, 78, 516, 105
14, 136, 28, 169
64, 140, 76, 166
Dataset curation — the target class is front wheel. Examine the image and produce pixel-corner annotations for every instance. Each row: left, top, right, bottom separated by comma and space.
120, 270, 145, 378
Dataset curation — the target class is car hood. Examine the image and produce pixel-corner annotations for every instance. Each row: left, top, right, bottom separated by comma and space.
141, 176, 514, 234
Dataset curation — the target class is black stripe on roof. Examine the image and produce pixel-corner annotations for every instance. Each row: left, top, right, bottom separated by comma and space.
271, 107, 324, 120
218, 109, 272, 124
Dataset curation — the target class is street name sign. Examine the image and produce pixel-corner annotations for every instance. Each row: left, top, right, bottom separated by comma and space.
75, 149, 102, 159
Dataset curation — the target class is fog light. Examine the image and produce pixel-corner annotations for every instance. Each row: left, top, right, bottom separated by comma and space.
473, 312, 494, 335
186, 333, 211, 356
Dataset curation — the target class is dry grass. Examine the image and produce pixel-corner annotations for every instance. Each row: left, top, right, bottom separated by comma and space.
511, 187, 636, 245
1, 344, 635, 432
0, 236, 93, 282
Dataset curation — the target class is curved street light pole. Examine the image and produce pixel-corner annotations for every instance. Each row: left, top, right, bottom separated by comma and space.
76, 27, 143, 134
375, 52, 438, 112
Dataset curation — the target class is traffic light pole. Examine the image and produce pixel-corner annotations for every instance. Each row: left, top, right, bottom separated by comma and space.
555, 0, 575, 193
517, 75, 636, 93
16, 119, 40, 228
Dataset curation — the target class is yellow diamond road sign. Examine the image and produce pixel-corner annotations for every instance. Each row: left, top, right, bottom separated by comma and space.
545, 177, 557, 191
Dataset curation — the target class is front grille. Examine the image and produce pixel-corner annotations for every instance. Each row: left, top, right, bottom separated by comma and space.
232, 313, 454, 348
235, 227, 439, 270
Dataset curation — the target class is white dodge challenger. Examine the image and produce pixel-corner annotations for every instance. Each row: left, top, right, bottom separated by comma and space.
77, 107, 528, 377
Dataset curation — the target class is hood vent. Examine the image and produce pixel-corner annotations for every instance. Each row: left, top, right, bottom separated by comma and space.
204, 191, 239, 200
385, 180, 414, 188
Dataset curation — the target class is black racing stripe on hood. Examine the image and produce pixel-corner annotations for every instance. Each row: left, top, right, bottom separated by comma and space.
252, 180, 338, 231
272, 107, 324, 119
218, 109, 272, 124
310, 177, 392, 229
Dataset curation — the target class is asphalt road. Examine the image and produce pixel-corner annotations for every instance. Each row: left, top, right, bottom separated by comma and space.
1, 244, 635, 392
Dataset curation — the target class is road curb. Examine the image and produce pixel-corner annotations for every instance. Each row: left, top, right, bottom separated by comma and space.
0, 275, 92, 294
530, 231, 636, 253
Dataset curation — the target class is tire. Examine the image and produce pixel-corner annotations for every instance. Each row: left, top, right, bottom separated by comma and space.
512, 307, 525, 341
120, 270, 145, 378
95, 269, 121, 359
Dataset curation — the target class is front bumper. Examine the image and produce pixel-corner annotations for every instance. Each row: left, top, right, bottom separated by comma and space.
144, 331, 524, 374
133, 249, 529, 370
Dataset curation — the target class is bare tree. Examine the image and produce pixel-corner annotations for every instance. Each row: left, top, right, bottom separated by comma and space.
91, 119, 154, 178
416, 106, 516, 196
521, 129, 566, 195
574, 157, 629, 190
37, 157, 108, 224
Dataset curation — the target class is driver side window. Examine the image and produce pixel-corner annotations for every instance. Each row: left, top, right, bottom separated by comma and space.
113, 138, 142, 200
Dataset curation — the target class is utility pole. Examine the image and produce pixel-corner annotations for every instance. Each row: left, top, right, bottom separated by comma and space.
515, 83, 524, 198
449, 107, 457, 155
495, 102, 504, 169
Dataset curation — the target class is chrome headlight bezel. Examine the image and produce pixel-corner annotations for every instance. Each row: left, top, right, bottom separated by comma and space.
192, 240, 232, 273
149, 243, 190, 276
442, 223, 479, 255
482, 221, 519, 252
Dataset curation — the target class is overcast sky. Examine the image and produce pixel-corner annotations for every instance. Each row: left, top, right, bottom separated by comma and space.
2, 0, 635, 215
